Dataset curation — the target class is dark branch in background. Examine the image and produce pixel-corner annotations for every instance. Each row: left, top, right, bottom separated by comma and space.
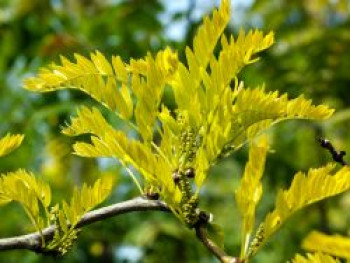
0, 197, 170, 253
318, 137, 347, 166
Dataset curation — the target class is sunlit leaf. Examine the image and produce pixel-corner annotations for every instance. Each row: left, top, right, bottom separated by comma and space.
22, 0, 335, 229
0, 133, 24, 157
0, 169, 51, 233
249, 164, 350, 256
291, 252, 340, 263
235, 135, 268, 258
23, 51, 133, 120
302, 231, 350, 259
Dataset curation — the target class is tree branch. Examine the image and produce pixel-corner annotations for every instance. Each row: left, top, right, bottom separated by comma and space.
318, 137, 347, 166
0, 197, 242, 262
195, 224, 241, 263
0, 197, 170, 252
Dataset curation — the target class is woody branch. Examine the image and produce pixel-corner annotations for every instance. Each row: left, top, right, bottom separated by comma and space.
0, 197, 240, 262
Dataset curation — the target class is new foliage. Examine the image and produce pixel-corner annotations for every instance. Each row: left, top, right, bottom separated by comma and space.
0, 135, 113, 255
0, 0, 348, 261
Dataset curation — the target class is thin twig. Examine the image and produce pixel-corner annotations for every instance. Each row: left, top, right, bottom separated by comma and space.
0, 197, 169, 253
318, 137, 347, 166
195, 224, 241, 263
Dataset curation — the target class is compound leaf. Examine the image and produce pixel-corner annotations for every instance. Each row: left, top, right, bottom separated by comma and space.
248, 164, 350, 257
235, 136, 268, 258
302, 231, 350, 259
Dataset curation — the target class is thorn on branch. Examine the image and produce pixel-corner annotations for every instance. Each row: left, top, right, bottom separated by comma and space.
318, 137, 347, 166
193, 210, 212, 229
144, 192, 160, 200
143, 185, 160, 200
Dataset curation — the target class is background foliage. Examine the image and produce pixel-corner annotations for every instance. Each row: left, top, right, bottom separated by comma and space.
0, 0, 349, 262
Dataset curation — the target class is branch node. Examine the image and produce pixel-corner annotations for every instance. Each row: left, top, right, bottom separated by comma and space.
318, 137, 347, 166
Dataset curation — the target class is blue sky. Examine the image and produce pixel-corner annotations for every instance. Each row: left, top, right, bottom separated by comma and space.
159, 0, 255, 40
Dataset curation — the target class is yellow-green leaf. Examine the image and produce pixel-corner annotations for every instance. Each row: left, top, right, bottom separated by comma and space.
0, 133, 24, 157
302, 231, 350, 259
23, 52, 133, 120
235, 135, 268, 258
54, 175, 114, 238
172, 0, 230, 128
0, 169, 52, 233
91, 50, 114, 75
291, 253, 340, 263
58, 210, 68, 234
249, 164, 350, 256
